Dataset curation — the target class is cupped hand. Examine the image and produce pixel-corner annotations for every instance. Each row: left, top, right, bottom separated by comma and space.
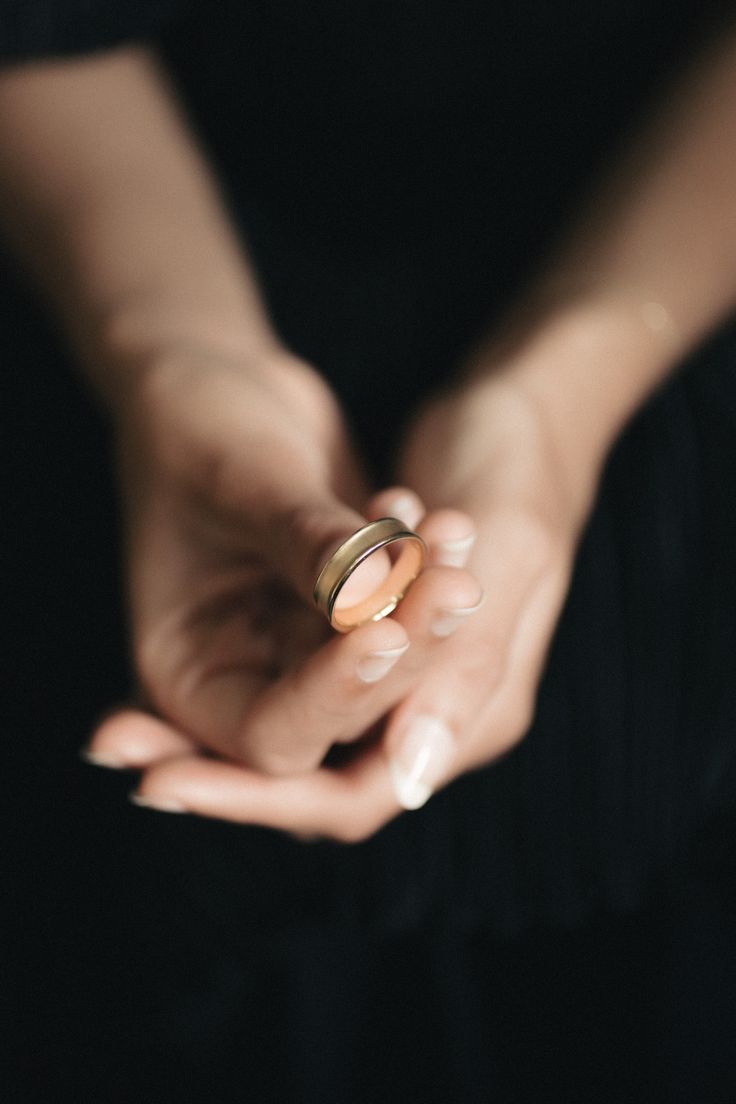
88, 365, 598, 840
86, 346, 480, 779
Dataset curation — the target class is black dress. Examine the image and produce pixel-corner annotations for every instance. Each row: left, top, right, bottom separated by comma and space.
3, 3, 736, 1101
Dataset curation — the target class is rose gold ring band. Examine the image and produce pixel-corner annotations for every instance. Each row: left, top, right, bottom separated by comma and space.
313, 517, 427, 632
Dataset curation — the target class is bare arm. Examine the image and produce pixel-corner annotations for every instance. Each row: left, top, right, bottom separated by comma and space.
462, 21, 736, 497
0, 45, 484, 805
6, 30, 736, 832
0, 47, 280, 407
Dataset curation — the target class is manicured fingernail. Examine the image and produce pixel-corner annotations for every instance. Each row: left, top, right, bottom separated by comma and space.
129, 792, 187, 814
389, 715, 456, 810
434, 531, 476, 567
79, 748, 126, 770
430, 590, 486, 637
356, 641, 410, 683
387, 495, 423, 530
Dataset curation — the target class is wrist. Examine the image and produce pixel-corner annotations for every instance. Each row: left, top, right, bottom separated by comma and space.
100, 335, 344, 500
463, 291, 684, 475
77, 298, 285, 416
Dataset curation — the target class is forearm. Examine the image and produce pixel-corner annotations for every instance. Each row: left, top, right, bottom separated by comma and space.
0, 47, 280, 408
466, 20, 736, 474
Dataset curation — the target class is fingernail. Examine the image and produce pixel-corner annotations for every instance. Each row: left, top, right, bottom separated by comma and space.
79, 748, 126, 770
388, 715, 456, 810
434, 532, 476, 567
129, 792, 187, 814
356, 641, 410, 683
387, 495, 423, 530
430, 590, 486, 637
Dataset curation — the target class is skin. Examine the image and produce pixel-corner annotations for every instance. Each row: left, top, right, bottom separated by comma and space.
110, 346, 484, 777
1, 25, 735, 838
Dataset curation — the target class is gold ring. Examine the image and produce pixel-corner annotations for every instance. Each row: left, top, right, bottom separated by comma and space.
313, 517, 427, 632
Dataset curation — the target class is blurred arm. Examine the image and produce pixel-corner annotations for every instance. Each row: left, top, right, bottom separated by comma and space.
0, 47, 280, 409
464, 21, 736, 476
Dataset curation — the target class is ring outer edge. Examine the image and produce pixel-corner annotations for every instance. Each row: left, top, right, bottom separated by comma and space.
312, 517, 427, 625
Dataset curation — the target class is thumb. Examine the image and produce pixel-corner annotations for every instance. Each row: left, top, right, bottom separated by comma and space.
268, 491, 393, 613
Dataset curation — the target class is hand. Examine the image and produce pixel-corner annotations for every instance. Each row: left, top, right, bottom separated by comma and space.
87, 358, 595, 839
384, 371, 594, 786
85, 346, 481, 783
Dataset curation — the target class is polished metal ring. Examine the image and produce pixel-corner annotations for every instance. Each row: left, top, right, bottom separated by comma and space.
313, 517, 427, 632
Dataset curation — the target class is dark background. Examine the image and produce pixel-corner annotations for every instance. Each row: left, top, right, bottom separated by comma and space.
4, 2, 736, 1100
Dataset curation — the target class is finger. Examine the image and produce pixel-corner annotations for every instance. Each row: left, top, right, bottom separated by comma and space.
185, 385, 387, 612
364, 486, 426, 529
364, 488, 476, 568
387, 560, 485, 645
84, 708, 196, 769
382, 520, 571, 810
415, 508, 477, 568
132, 567, 294, 753
131, 738, 401, 841
454, 556, 571, 769
236, 614, 409, 773
230, 558, 483, 775
133, 573, 402, 774
126, 527, 570, 830
269, 490, 392, 609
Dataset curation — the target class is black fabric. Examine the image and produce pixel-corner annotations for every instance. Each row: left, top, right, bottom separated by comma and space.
156, 0, 733, 461
0, 0, 177, 60
3, 1, 736, 1100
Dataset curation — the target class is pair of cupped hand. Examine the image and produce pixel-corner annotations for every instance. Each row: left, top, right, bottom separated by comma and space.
85, 347, 589, 841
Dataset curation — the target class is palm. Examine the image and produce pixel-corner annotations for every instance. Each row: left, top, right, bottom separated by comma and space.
117, 352, 370, 753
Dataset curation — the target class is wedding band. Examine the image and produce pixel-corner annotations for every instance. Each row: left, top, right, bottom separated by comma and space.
313, 517, 427, 632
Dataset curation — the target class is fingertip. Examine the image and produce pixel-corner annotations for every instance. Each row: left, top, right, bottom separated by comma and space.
365, 486, 425, 530
133, 756, 268, 824
417, 509, 477, 567
421, 563, 484, 608
133, 754, 198, 807
129, 791, 188, 814
80, 747, 128, 771
87, 709, 195, 769
393, 564, 484, 630
281, 495, 368, 605
341, 614, 410, 658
